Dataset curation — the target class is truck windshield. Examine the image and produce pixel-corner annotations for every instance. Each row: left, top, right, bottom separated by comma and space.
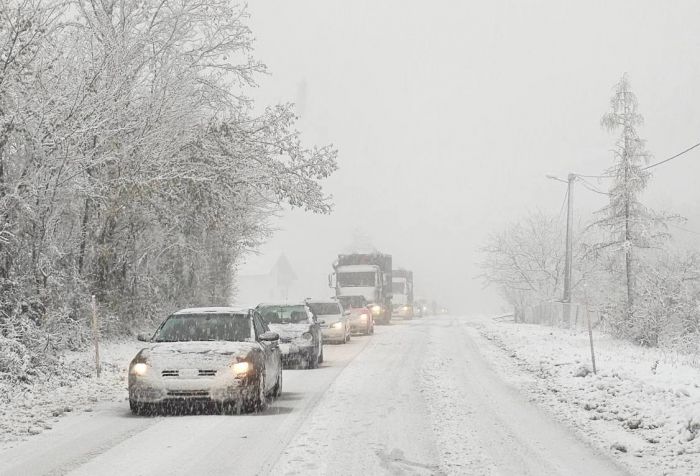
338, 272, 375, 287
392, 281, 406, 294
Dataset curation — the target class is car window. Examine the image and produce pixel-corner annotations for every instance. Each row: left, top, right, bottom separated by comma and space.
153, 314, 251, 342
307, 302, 341, 315
252, 313, 266, 337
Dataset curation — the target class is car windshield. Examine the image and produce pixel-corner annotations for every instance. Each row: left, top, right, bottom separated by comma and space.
153, 313, 251, 342
338, 296, 366, 309
337, 272, 375, 287
258, 305, 308, 324
307, 302, 341, 316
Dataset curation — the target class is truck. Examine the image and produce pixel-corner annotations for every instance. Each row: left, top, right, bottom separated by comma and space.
330, 252, 393, 324
391, 269, 414, 319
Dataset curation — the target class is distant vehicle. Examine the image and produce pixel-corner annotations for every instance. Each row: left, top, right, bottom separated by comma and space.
256, 303, 323, 369
306, 299, 351, 344
392, 269, 414, 319
330, 252, 393, 324
338, 295, 374, 335
414, 298, 429, 317
128, 307, 283, 415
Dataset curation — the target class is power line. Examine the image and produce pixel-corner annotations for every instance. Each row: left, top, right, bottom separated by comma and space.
643, 141, 700, 170
574, 139, 700, 179
577, 177, 610, 196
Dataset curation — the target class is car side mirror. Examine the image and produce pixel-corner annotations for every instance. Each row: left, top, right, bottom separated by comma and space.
137, 332, 152, 342
259, 331, 280, 342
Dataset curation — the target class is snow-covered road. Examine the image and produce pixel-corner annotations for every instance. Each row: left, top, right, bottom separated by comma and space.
0, 316, 628, 475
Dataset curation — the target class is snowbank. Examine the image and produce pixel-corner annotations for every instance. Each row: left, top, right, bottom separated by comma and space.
478, 317, 700, 475
0, 340, 140, 449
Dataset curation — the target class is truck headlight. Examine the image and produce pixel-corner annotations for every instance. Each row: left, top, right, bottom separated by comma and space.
232, 361, 251, 377
331, 322, 343, 329
371, 305, 381, 315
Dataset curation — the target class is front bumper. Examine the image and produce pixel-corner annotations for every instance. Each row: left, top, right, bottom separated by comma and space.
321, 326, 345, 341
279, 342, 315, 363
349, 318, 370, 333
392, 306, 413, 318
128, 370, 254, 404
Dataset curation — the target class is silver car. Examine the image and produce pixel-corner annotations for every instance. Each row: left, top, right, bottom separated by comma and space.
256, 303, 324, 368
128, 307, 283, 415
307, 299, 351, 344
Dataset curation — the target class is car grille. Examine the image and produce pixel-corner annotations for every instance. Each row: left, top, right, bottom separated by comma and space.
162, 369, 217, 377
166, 390, 209, 398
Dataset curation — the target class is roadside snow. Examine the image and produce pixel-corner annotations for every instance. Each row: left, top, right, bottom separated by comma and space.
0, 340, 140, 450
477, 316, 700, 476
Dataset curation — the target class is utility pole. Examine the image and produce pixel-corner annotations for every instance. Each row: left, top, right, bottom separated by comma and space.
546, 173, 577, 327
563, 173, 575, 304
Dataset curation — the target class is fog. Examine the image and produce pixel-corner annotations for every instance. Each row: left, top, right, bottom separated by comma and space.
243, 1, 700, 313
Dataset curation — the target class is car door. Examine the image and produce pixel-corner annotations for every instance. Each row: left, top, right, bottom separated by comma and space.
254, 311, 280, 390
306, 306, 322, 355
337, 303, 349, 336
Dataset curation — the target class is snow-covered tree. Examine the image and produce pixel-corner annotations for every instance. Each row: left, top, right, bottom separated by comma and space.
0, 0, 337, 378
589, 74, 673, 336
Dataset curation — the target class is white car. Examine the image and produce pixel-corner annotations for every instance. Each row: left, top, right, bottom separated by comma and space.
307, 299, 351, 344
128, 307, 283, 415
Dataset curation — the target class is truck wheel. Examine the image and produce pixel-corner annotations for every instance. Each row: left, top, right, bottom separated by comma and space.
318, 347, 324, 363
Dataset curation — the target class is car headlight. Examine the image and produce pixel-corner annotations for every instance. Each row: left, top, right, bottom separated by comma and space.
371, 305, 382, 314
131, 362, 149, 376
232, 361, 251, 377
360, 313, 368, 320
331, 321, 343, 329
302, 332, 313, 340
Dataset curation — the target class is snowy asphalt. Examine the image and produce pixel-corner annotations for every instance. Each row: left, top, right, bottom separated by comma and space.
0, 316, 628, 475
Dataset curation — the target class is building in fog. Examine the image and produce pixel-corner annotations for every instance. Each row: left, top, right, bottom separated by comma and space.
233, 253, 298, 305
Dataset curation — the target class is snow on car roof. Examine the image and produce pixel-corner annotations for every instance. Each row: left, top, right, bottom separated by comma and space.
256, 302, 305, 307
305, 298, 339, 304
336, 264, 378, 272
173, 306, 251, 315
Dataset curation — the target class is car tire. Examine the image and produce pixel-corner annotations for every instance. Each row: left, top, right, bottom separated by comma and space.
307, 350, 319, 369
272, 369, 283, 397
318, 347, 324, 364
246, 374, 266, 413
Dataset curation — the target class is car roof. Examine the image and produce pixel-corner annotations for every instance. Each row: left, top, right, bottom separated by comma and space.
173, 306, 251, 315
256, 302, 306, 308
305, 298, 340, 305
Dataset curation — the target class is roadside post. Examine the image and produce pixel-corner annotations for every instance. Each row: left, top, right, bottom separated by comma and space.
583, 285, 597, 375
91, 295, 101, 377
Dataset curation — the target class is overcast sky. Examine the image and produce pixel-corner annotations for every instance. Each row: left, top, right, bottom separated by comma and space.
242, 0, 700, 313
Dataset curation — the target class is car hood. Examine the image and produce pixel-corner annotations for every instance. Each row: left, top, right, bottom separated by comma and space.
317, 314, 343, 325
268, 323, 310, 340
140, 341, 259, 369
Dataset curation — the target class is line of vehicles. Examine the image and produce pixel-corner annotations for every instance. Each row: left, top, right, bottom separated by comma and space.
127, 251, 444, 415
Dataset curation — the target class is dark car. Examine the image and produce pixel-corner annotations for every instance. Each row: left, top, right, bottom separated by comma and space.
128, 307, 283, 415
256, 303, 324, 369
